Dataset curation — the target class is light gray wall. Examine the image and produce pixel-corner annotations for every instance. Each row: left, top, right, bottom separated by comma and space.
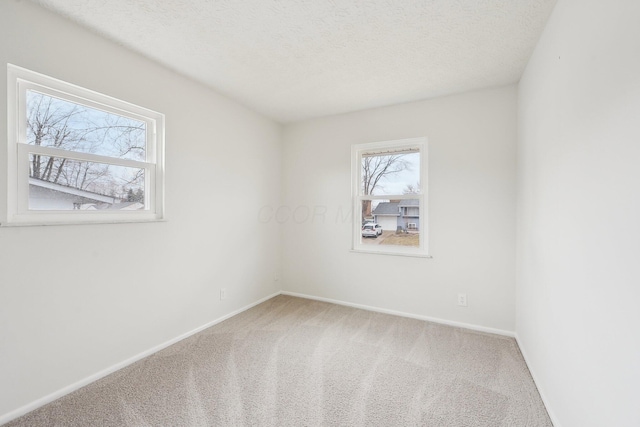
0, 0, 282, 420
517, 0, 640, 425
281, 85, 518, 333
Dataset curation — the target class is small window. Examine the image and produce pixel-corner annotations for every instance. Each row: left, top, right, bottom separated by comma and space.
4, 64, 164, 225
352, 137, 428, 257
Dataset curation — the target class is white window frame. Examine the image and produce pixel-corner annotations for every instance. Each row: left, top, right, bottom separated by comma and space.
351, 137, 429, 257
3, 64, 165, 226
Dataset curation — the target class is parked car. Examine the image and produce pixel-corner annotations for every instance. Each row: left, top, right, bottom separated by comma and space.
362, 223, 382, 238
364, 222, 383, 235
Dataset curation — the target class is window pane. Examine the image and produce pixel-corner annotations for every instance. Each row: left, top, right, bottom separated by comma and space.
26, 90, 146, 161
28, 154, 146, 211
360, 199, 420, 248
361, 152, 420, 196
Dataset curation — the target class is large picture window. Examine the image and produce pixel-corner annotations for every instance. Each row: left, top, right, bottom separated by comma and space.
4, 64, 164, 225
352, 137, 428, 257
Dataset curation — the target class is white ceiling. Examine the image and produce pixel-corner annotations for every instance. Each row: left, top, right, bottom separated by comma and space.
31, 0, 557, 123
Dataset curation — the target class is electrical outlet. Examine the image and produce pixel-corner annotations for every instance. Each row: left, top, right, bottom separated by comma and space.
220, 288, 227, 300
457, 293, 467, 307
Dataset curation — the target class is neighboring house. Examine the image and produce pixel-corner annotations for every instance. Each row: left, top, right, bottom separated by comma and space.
371, 201, 400, 231
28, 178, 141, 211
372, 199, 420, 231
398, 199, 420, 231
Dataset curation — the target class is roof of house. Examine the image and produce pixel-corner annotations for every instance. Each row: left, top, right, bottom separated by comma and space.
372, 202, 399, 216
29, 177, 116, 204
399, 199, 419, 207
98, 201, 144, 211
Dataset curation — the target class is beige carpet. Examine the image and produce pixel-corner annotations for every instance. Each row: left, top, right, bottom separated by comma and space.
6, 295, 552, 426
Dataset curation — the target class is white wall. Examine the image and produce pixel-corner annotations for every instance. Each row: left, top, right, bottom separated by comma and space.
0, 0, 282, 421
517, 0, 640, 425
281, 86, 518, 333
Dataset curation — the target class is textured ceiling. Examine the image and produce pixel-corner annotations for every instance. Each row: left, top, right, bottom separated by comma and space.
30, 0, 557, 123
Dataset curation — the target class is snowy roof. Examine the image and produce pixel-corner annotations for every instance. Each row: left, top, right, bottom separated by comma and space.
29, 178, 116, 204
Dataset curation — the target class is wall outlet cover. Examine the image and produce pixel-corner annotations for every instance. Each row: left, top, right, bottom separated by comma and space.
457, 293, 468, 307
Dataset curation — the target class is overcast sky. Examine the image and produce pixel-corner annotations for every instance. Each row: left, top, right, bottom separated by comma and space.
371, 152, 420, 196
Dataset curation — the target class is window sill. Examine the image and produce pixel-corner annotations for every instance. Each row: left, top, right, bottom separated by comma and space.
0, 217, 166, 227
350, 248, 433, 258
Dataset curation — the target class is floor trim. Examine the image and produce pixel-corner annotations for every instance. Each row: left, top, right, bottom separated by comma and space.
2, 289, 519, 425
0, 291, 281, 426
281, 291, 515, 337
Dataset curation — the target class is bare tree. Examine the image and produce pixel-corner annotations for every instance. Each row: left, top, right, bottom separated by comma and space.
27, 93, 82, 180
361, 154, 410, 219
26, 91, 146, 199
403, 182, 421, 194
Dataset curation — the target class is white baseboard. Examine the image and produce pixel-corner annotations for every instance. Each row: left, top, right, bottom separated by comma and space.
281, 291, 515, 337
515, 333, 561, 427
1, 289, 518, 425
0, 291, 280, 426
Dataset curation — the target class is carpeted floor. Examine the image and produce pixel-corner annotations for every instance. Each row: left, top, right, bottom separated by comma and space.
6, 295, 552, 426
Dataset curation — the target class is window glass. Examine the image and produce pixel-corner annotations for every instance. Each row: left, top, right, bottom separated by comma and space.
360, 199, 421, 248
361, 151, 420, 196
26, 90, 147, 161
28, 155, 145, 211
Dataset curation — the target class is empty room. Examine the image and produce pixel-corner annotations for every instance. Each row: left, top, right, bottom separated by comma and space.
0, 0, 638, 426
